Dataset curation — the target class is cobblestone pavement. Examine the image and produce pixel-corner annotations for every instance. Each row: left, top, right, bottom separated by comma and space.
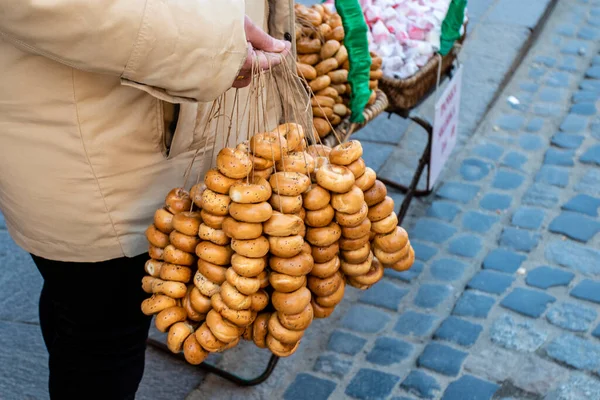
187, 0, 600, 399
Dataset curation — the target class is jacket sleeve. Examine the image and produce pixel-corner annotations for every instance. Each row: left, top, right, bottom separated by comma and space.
0, 0, 248, 102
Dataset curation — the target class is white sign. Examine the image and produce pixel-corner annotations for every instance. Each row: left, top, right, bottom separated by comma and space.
429, 64, 463, 189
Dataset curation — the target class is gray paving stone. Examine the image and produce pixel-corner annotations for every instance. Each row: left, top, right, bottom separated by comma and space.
526, 266, 575, 289
480, 193, 513, 211
593, 324, 600, 339
361, 141, 395, 172
534, 55, 557, 67
556, 24, 576, 36
523, 183, 560, 208
436, 182, 481, 204
0, 321, 49, 400
519, 133, 545, 150
580, 144, 600, 166
411, 219, 458, 244
434, 316, 483, 347
464, 346, 518, 382
538, 87, 566, 102
426, 201, 462, 222
490, 314, 548, 352
492, 169, 525, 190
560, 113, 588, 132
453, 291, 496, 319
468, 270, 515, 295
313, 354, 352, 379
511, 207, 545, 229
551, 133, 584, 149
549, 211, 600, 242
546, 334, 600, 373
575, 169, 600, 196
544, 148, 576, 166
284, 373, 337, 400
578, 26, 600, 40
414, 284, 452, 309
417, 343, 468, 377
499, 227, 541, 252
501, 287, 556, 318
442, 375, 500, 400
571, 279, 600, 304
501, 151, 528, 170
525, 117, 545, 132
462, 211, 499, 233
412, 242, 438, 261
483, 248, 527, 273
327, 330, 367, 356
430, 258, 467, 282
448, 234, 483, 258
473, 143, 505, 161
460, 158, 493, 181
561, 40, 590, 55
573, 90, 600, 103
571, 102, 597, 115
366, 337, 414, 366
352, 113, 409, 144
385, 260, 424, 282
341, 305, 390, 333
345, 369, 400, 400
359, 280, 408, 311
562, 194, 600, 216
545, 240, 600, 276
496, 114, 525, 131
546, 302, 598, 332
394, 311, 438, 338
511, 354, 569, 395
535, 165, 570, 187
545, 372, 600, 400
400, 370, 441, 400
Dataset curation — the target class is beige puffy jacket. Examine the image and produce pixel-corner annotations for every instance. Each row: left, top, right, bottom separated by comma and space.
0, 0, 299, 262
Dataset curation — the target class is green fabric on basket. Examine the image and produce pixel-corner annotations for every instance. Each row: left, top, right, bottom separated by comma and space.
334, 0, 372, 123
439, 0, 467, 56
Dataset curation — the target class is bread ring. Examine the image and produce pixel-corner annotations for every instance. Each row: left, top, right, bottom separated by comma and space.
311, 255, 341, 278
352, 259, 385, 286
329, 140, 363, 165
204, 168, 240, 195
347, 158, 366, 179
183, 287, 205, 322
141, 276, 156, 293
172, 211, 203, 236
200, 210, 226, 230
269, 194, 303, 214
331, 186, 365, 214
301, 241, 312, 255
206, 309, 244, 343
141, 294, 177, 315
163, 245, 196, 266
276, 152, 315, 175
307, 144, 332, 159
242, 325, 253, 341
364, 180, 387, 206
272, 287, 312, 315
252, 313, 270, 349
268, 235, 305, 258
250, 289, 269, 312
201, 189, 231, 216
273, 123, 304, 151
148, 244, 164, 260
316, 164, 355, 194
355, 167, 377, 191
374, 226, 409, 253
308, 270, 343, 297
335, 203, 368, 227
339, 233, 370, 251
311, 298, 335, 319
226, 268, 261, 295
183, 333, 209, 365
293, 207, 306, 221
195, 241, 233, 266
251, 154, 275, 170
211, 293, 255, 327
220, 281, 252, 310
154, 208, 175, 234
306, 222, 342, 247
269, 172, 311, 196
159, 263, 193, 283
368, 197, 395, 222
169, 230, 201, 253
250, 131, 288, 161
195, 322, 228, 352
371, 212, 398, 234
190, 182, 207, 208
216, 147, 252, 179
144, 259, 164, 278
388, 245, 415, 272
341, 217, 371, 239
199, 224, 231, 245
193, 270, 221, 297
231, 254, 266, 277
374, 242, 411, 265
257, 270, 269, 289
305, 204, 335, 227
268, 312, 304, 345
302, 184, 331, 210
340, 251, 373, 277
229, 201, 273, 223
190, 286, 212, 314
167, 321, 195, 353
266, 334, 300, 357
269, 252, 314, 277
315, 277, 345, 308
146, 224, 170, 248
231, 236, 270, 258
251, 167, 273, 180
278, 303, 313, 331
221, 217, 262, 240
155, 306, 187, 332
342, 242, 371, 264
229, 177, 272, 204
269, 272, 307, 293
165, 188, 192, 214
311, 242, 340, 263
263, 212, 304, 237
197, 259, 227, 284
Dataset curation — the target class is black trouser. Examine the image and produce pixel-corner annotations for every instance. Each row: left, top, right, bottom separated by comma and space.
32, 253, 152, 400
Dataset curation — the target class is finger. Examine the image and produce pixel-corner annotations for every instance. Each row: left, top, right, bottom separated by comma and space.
245, 16, 286, 53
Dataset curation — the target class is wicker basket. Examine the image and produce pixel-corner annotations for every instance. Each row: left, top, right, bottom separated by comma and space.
379, 32, 466, 111
323, 89, 389, 146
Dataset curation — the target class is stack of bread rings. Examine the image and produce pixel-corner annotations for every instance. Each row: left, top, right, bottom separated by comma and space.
139, 122, 414, 365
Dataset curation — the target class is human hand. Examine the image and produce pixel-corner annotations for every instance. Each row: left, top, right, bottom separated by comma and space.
232, 16, 291, 88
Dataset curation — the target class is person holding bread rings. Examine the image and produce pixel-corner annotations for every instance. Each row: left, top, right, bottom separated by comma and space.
0, 1, 302, 399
